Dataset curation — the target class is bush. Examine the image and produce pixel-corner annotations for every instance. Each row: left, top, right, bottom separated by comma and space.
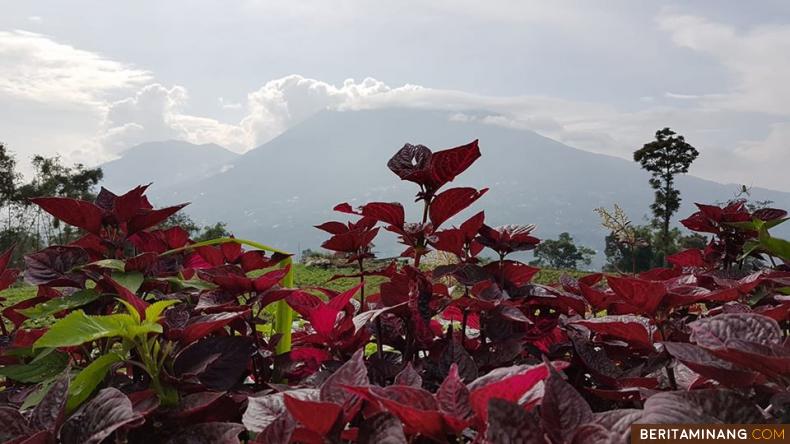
0, 141, 788, 443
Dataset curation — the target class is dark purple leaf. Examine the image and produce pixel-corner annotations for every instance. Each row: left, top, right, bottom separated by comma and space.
486, 398, 545, 444
24, 246, 89, 287
663, 342, 758, 387
29, 373, 69, 432
173, 336, 253, 390
252, 413, 295, 444
60, 388, 144, 444
358, 412, 407, 444
394, 362, 422, 388
639, 389, 766, 424
540, 367, 593, 443
320, 348, 368, 405
689, 313, 782, 349
0, 407, 34, 442
165, 422, 244, 444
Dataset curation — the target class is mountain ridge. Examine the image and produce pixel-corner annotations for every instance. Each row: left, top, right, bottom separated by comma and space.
101, 109, 790, 266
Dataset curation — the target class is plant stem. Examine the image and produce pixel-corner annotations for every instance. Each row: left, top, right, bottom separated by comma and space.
274, 257, 295, 355
357, 257, 366, 311
460, 308, 468, 344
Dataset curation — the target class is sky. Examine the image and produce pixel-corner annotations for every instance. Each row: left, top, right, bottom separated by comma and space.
1, 0, 789, 191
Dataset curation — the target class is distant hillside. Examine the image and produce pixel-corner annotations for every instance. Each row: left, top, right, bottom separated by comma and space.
133, 109, 789, 267
100, 140, 238, 192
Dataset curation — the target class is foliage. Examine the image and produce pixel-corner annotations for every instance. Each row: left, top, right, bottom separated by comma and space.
633, 128, 699, 263
0, 143, 20, 209
0, 148, 104, 262
161, 213, 231, 242
0, 141, 788, 444
603, 224, 708, 273
530, 232, 595, 270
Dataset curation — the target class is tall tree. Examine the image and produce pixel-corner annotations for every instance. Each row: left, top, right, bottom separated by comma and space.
530, 232, 595, 270
0, 142, 19, 209
634, 128, 699, 265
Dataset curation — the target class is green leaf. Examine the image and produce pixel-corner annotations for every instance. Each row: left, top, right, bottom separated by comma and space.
761, 236, 790, 261
19, 289, 100, 318
726, 217, 788, 231
144, 299, 180, 322
116, 298, 141, 324
20, 378, 57, 410
87, 259, 126, 271
67, 352, 124, 412
0, 349, 69, 383
162, 277, 216, 291
160, 237, 291, 257
112, 271, 144, 293
34, 311, 161, 349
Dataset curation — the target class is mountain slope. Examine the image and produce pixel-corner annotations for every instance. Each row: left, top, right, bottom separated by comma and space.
151, 109, 790, 264
100, 140, 238, 192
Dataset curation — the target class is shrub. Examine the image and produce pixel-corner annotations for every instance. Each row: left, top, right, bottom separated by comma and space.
0, 141, 788, 443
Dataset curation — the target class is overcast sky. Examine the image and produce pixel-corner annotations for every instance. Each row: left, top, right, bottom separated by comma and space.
1, 0, 789, 191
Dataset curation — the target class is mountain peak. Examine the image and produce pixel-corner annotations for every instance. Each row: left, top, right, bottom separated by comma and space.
111, 109, 790, 267
100, 140, 238, 193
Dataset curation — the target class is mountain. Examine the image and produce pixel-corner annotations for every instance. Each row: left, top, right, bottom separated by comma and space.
141, 109, 790, 266
100, 140, 238, 192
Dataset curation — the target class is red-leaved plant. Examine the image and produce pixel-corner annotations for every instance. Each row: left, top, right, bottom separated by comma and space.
0, 141, 788, 444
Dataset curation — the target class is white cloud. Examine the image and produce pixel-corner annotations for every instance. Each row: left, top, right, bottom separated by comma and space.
218, 97, 242, 110
657, 13, 790, 115
100, 84, 250, 155
2, 15, 789, 191
92, 72, 790, 191
0, 30, 150, 105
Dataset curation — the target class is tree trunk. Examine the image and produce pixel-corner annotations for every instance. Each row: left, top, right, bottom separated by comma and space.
662, 178, 671, 267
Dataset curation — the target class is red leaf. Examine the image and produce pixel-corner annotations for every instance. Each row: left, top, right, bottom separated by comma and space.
127, 203, 188, 235
284, 395, 341, 436
459, 211, 485, 239
220, 242, 242, 263
568, 315, 659, 350
579, 282, 617, 310
253, 266, 290, 293
286, 284, 361, 338
429, 187, 488, 229
315, 221, 349, 235
360, 202, 405, 228
106, 277, 149, 318
197, 246, 225, 267
112, 185, 150, 223
429, 140, 481, 188
30, 197, 104, 234
179, 311, 250, 344
468, 361, 568, 424
606, 275, 667, 315
667, 249, 707, 268
364, 386, 446, 441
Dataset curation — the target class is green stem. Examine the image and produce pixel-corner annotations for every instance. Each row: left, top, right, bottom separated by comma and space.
160, 236, 290, 257
274, 257, 295, 355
